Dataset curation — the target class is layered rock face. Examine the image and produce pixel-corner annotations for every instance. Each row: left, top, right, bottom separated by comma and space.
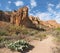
0, 7, 39, 28
11, 7, 28, 26
10, 7, 38, 28
39, 20, 60, 30
29, 16, 40, 25
0, 11, 11, 22
0, 7, 60, 30
46, 20, 60, 28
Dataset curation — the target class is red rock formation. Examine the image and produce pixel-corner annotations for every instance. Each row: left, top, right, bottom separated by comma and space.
11, 7, 59, 29
10, 11, 16, 24
39, 20, 60, 30
0, 11, 11, 22
47, 20, 60, 28
10, 7, 28, 26
0, 7, 60, 30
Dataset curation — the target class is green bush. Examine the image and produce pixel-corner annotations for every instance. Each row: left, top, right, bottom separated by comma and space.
8, 40, 29, 51
54, 36, 60, 42
0, 31, 7, 36
36, 34, 47, 41
0, 37, 6, 43
29, 30, 38, 36
55, 28, 60, 31
0, 29, 9, 36
8, 25, 29, 35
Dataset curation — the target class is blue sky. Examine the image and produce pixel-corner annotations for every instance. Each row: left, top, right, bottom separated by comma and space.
0, 0, 60, 23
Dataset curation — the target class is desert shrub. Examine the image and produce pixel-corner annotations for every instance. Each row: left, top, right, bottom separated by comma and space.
40, 34, 47, 40
30, 30, 38, 35
55, 28, 60, 31
0, 28, 9, 36
53, 30, 60, 42
8, 25, 19, 32
8, 25, 29, 35
22, 31, 29, 35
0, 36, 7, 48
35, 34, 47, 41
6, 25, 40, 36
0, 37, 6, 43
54, 35, 60, 42
8, 40, 29, 51
0, 31, 6, 36
21, 29, 29, 35
6, 25, 21, 35
53, 35, 60, 53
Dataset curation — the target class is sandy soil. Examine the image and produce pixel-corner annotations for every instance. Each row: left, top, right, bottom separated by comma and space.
28, 36, 56, 53
0, 48, 20, 53
0, 36, 56, 53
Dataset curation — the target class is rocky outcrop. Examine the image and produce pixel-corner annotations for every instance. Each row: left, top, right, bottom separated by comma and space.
10, 7, 38, 28
29, 16, 40, 25
46, 20, 60, 28
10, 7, 28, 26
0, 7, 60, 30
10, 10, 16, 24
0, 10, 11, 22
39, 20, 60, 30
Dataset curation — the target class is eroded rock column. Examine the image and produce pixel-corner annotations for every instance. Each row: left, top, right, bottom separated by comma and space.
22, 7, 28, 26
10, 11, 16, 24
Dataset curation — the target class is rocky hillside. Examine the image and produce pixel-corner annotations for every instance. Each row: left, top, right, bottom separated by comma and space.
0, 6, 60, 30
39, 20, 60, 29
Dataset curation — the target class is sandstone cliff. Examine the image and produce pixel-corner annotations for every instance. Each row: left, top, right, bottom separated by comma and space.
10, 7, 40, 29
0, 10, 11, 22
0, 7, 60, 30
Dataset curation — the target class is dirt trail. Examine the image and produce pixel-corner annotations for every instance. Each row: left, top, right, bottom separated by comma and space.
28, 36, 56, 53
0, 36, 56, 53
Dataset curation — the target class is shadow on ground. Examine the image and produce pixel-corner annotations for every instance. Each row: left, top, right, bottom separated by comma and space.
18, 45, 34, 53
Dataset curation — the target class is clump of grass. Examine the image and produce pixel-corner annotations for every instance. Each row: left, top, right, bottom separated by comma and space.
8, 25, 30, 35
55, 28, 60, 31
53, 36, 60, 53
0, 36, 7, 48
53, 30, 60, 42
29, 30, 38, 36
52, 29, 60, 53
54, 35, 60, 43
35, 34, 47, 41
8, 25, 20, 33
0, 36, 6, 43
0, 30, 9, 36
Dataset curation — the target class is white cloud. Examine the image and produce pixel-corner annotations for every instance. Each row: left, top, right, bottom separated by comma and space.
14, 1, 24, 6
8, 1, 11, 4
30, 0, 37, 8
48, 6, 56, 15
56, 3, 60, 9
54, 12, 60, 23
29, 3, 60, 23
34, 12, 53, 20
32, 3, 56, 21
48, 3, 54, 7
47, 3, 56, 14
